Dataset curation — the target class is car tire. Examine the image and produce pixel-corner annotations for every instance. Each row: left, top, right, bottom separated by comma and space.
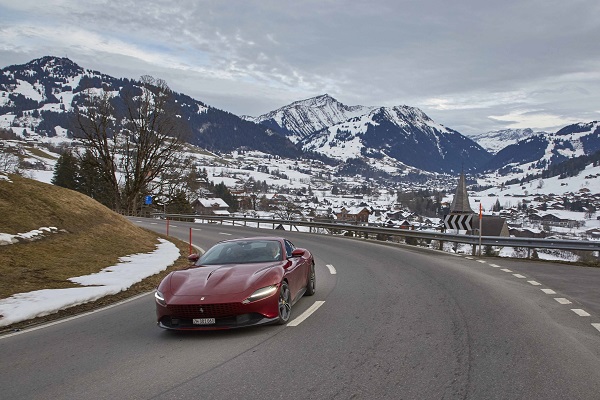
305, 262, 316, 296
276, 281, 292, 324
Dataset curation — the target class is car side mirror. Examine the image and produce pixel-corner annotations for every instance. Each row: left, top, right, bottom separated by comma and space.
291, 248, 306, 257
188, 253, 200, 263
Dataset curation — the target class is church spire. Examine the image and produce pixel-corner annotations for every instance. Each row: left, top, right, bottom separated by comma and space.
450, 172, 474, 214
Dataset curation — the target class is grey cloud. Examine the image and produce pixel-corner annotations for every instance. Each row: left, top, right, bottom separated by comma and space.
1, 0, 599, 134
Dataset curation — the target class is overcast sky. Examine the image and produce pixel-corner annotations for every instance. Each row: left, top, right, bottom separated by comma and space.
1, 0, 599, 135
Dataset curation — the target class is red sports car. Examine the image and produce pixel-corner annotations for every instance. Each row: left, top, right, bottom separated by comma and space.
155, 236, 316, 330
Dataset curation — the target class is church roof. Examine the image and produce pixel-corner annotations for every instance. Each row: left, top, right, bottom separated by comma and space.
450, 173, 474, 213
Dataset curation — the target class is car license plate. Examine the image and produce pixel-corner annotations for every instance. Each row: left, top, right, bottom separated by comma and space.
193, 318, 216, 325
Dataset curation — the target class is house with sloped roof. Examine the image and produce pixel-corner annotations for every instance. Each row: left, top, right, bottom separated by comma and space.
479, 215, 510, 237
336, 206, 370, 224
192, 198, 230, 215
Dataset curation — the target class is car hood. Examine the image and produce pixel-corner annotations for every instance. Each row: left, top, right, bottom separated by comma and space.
168, 262, 282, 296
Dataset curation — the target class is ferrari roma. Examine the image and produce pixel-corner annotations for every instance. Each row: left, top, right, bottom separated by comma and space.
155, 236, 316, 330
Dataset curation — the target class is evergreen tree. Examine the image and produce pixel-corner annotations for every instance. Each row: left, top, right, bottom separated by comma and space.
166, 190, 194, 215
51, 151, 79, 190
213, 181, 238, 211
493, 199, 501, 212
78, 151, 115, 208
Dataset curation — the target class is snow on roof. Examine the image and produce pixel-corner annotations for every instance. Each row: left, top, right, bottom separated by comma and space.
197, 198, 229, 208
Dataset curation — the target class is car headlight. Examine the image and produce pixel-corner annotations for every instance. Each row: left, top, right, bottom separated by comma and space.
155, 289, 167, 307
243, 285, 278, 304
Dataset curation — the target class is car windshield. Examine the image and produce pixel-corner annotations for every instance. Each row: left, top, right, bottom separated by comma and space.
198, 240, 283, 265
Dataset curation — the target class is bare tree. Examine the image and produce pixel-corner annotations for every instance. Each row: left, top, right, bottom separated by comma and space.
150, 155, 201, 208
73, 90, 121, 209
73, 76, 187, 214
0, 149, 20, 174
274, 201, 302, 220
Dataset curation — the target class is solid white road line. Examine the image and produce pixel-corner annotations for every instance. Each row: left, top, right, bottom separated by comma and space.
501, 268, 513, 273
513, 274, 526, 278
0, 292, 153, 340
528, 281, 542, 286
541, 289, 557, 294
571, 309, 591, 317
287, 301, 325, 327
326, 264, 337, 275
592, 323, 600, 333
555, 298, 572, 305
490, 263, 502, 268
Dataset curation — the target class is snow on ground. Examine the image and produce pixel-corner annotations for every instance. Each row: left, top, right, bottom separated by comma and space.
0, 238, 180, 327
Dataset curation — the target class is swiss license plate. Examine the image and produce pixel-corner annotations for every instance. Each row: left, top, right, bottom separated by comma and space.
193, 318, 216, 325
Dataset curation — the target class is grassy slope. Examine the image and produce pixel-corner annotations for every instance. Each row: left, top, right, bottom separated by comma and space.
0, 174, 188, 329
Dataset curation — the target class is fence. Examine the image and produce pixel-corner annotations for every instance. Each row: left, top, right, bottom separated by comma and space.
155, 213, 600, 258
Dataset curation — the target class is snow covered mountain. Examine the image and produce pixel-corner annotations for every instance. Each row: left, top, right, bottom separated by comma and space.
470, 128, 546, 154
244, 94, 374, 143
250, 95, 492, 173
483, 121, 600, 175
0, 56, 300, 158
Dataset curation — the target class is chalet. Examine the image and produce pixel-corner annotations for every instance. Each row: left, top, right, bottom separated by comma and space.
509, 228, 547, 239
585, 228, 600, 239
336, 206, 370, 224
192, 198, 230, 216
529, 213, 579, 228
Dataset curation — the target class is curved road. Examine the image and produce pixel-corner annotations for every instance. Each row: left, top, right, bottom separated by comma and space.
1, 218, 600, 399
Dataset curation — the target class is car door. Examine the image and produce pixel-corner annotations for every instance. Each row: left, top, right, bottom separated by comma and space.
283, 239, 307, 302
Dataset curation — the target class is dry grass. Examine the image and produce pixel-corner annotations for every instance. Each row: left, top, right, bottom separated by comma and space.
0, 174, 190, 329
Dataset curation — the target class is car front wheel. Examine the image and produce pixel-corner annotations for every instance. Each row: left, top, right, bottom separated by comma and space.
305, 263, 316, 296
276, 281, 291, 324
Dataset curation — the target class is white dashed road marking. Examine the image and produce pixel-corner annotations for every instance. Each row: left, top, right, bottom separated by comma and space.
571, 309, 591, 317
219, 232, 232, 236
479, 260, 600, 336
465, 257, 473, 260
555, 298, 572, 305
288, 301, 326, 327
326, 264, 337, 275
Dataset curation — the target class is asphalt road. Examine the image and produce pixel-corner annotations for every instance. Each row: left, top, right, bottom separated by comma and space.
1, 218, 600, 399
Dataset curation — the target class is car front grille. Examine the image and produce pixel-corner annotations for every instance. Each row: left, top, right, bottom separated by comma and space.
167, 303, 244, 318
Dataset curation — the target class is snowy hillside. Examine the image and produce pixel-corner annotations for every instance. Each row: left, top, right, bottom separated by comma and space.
244, 94, 374, 143
0, 56, 300, 158
470, 128, 544, 154
483, 121, 600, 175
300, 105, 491, 173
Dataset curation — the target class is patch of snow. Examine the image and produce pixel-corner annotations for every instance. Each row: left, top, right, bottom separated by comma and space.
0, 238, 180, 327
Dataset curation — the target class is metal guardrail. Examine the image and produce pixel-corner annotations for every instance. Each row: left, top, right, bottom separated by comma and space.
156, 213, 600, 254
